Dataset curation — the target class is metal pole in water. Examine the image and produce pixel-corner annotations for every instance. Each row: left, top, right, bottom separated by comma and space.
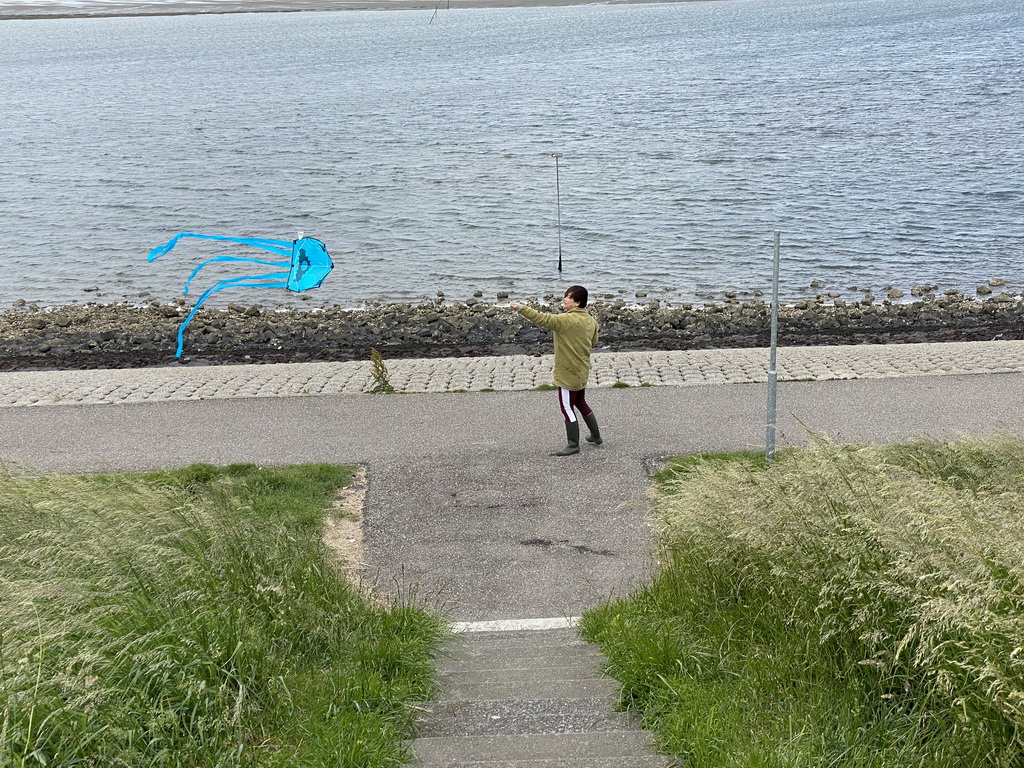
552, 152, 563, 272
765, 230, 781, 465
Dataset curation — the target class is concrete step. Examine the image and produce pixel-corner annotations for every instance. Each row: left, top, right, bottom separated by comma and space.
438, 643, 604, 673
405, 755, 673, 767
407, 628, 676, 767
437, 676, 616, 702
415, 698, 637, 737
438, 663, 616, 687
444, 629, 589, 654
436, 629, 616, 701
407, 731, 671, 766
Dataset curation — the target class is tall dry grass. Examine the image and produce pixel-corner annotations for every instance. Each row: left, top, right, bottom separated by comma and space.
0, 464, 447, 767
582, 436, 1024, 766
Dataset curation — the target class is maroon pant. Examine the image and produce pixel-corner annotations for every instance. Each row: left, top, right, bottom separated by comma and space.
557, 387, 593, 423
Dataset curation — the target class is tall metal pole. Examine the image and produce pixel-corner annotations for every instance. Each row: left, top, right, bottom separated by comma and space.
765, 230, 781, 465
552, 152, 563, 272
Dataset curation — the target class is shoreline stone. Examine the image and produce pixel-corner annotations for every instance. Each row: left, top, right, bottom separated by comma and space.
2, 292, 1023, 372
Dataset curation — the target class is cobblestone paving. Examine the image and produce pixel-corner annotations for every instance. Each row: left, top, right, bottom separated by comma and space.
2, 340, 1024, 408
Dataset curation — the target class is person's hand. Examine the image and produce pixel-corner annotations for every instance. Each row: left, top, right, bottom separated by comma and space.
510, 302, 520, 310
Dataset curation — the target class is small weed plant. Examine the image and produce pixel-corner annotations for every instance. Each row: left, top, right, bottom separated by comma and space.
368, 348, 396, 394
581, 436, 1024, 767
0, 464, 447, 767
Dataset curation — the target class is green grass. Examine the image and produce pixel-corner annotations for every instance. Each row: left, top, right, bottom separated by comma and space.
0, 464, 448, 768
580, 436, 1024, 767
649, 449, 767, 486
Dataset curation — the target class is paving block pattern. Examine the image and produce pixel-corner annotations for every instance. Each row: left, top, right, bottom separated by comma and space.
3, 340, 1024, 407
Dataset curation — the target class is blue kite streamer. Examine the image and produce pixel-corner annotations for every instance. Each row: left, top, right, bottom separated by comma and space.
147, 232, 334, 357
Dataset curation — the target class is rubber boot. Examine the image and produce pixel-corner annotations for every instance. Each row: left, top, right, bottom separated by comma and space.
582, 413, 603, 445
552, 420, 580, 456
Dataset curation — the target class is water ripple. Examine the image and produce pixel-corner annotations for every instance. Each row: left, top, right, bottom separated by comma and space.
0, 0, 1021, 309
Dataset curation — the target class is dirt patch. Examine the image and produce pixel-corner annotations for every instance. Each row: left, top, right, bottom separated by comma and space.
322, 466, 368, 587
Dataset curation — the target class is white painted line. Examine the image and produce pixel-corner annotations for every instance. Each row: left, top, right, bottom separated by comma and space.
452, 617, 580, 633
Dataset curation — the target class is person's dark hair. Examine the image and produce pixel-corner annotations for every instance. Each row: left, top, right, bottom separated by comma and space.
565, 285, 588, 308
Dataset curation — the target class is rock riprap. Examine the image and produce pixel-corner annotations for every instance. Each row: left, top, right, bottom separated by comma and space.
2, 291, 1022, 371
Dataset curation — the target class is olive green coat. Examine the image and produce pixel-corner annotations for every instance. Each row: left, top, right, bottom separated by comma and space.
518, 305, 599, 390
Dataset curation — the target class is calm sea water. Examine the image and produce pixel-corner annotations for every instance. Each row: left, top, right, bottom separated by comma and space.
1, 0, 1021, 310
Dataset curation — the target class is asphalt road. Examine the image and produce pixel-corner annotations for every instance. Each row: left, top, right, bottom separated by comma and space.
3, 373, 1022, 621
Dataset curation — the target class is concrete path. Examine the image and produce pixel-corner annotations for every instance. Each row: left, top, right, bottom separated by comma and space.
4, 341, 1023, 766
2, 341, 1023, 622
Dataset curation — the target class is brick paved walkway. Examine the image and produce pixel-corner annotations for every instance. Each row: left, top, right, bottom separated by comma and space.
3, 340, 1023, 408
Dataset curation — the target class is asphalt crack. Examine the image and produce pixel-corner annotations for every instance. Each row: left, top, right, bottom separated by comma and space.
520, 537, 616, 557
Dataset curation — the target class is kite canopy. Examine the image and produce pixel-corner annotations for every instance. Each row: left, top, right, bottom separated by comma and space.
288, 237, 333, 292
147, 232, 334, 357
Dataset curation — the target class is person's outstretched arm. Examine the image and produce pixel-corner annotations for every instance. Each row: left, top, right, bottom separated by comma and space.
510, 302, 571, 332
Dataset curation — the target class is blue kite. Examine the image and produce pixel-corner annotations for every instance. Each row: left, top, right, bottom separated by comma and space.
148, 232, 333, 357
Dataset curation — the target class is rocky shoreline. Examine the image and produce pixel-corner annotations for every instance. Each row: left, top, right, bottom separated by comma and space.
2, 288, 1023, 372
